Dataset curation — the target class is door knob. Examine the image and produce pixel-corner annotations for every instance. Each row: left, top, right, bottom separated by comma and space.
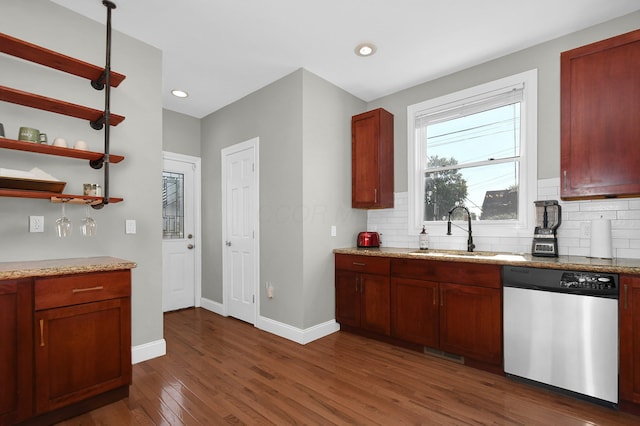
187, 244, 194, 249
188, 234, 193, 239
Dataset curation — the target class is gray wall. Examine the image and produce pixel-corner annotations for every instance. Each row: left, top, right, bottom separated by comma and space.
369, 11, 640, 192
201, 69, 366, 328
162, 109, 201, 157
0, 0, 164, 347
301, 70, 367, 327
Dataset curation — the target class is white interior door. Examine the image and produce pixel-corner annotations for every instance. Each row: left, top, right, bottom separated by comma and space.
162, 153, 201, 312
222, 138, 259, 324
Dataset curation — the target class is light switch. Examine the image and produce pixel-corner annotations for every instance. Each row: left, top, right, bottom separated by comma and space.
125, 219, 136, 234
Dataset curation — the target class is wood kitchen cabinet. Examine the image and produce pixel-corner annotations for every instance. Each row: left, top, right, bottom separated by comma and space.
560, 29, 640, 200
335, 254, 390, 335
620, 274, 640, 414
390, 258, 502, 369
439, 282, 501, 365
351, 108, 394, 209
0, 279, 33, 425
33, 270, 132, 415
390, 277, 439, 347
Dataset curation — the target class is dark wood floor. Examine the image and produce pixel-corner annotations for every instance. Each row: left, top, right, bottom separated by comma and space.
59, 308, 638, 425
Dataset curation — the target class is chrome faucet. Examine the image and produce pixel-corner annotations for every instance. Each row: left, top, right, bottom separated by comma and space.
447, 206, 475, 252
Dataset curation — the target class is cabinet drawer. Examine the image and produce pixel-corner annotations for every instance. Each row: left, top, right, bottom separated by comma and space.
335, 254, 390, 275
35, 270, 130, 311
392, 258, 501, 288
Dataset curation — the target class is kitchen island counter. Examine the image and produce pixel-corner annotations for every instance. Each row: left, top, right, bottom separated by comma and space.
334, 247, 640, 275
0, 256, 137, 280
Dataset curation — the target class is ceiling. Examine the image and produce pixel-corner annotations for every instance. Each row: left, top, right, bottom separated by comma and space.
51, 0, 640, 119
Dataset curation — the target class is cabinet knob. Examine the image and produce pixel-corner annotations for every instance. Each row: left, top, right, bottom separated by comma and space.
187, 244, 194, 250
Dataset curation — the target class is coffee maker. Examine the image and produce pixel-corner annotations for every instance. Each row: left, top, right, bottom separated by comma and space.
532, 200, 561, 257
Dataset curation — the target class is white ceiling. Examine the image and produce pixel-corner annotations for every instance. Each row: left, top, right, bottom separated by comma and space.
52, 0, 639, 119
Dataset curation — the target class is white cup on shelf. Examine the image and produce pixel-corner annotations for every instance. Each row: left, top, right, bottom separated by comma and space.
74, 140, 88, 150
52, 137, 67, 148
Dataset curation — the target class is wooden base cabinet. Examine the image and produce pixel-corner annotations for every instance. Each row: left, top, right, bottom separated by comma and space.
390, 258, 502, 369
34, 298, 131, 413
439, 283, 501, 365
33, 271, 131, 415
620, 274, 640, 413
390, 278, 439, 347
0, 279, 33, 425
335, 255, 390, 336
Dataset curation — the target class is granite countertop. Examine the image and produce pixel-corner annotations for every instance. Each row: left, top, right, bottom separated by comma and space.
334, 247, 640, 274
0, 256, 137, 280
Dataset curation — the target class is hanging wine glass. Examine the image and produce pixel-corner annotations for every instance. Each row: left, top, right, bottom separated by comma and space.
55, 202, 72, 238
81, 204, 97, 237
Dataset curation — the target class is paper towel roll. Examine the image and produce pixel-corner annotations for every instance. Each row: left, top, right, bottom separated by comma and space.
590, 218, 612, 259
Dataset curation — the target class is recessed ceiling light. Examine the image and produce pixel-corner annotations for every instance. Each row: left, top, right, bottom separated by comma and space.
171, 89, 189, 98
355, 43, 377, 57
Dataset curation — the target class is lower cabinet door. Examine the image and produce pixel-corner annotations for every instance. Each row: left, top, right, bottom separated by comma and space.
335, 270, 361, 328
391, 278, 439, 347
360, 273, 390, 336
0, 280, 33, 424
34, 298, 131, 413
439, 283, 502, 365
620, 275, 640, 404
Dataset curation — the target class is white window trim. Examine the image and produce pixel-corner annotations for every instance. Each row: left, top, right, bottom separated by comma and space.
407, 69, 538, 239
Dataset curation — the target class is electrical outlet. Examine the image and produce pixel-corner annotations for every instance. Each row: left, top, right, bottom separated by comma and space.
125, 219, 136, 234
331, 225, 337, 237
29, 216, 44, 233
580, 222, 591, 239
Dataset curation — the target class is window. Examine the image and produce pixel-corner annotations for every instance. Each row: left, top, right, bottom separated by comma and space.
162, 171, 184, 239
408, 70, 537, 236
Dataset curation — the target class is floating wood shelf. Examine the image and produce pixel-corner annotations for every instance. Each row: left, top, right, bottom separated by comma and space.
0, 137, 124, 164
0, 32, 126, 88
1, 11, 125, 206
0, 86, 125, 128
0, 188, 123, 204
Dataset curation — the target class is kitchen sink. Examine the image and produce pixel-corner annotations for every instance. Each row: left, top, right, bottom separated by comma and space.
410, 250, 527, 262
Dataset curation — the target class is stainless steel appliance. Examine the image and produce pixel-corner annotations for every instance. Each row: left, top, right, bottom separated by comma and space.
532, 200, 561, 257
503, 266, 619, 406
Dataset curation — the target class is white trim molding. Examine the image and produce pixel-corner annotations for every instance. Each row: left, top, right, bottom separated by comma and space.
256, 316, 340, 345
132, 339, 166, 364
200, 300, 340, 345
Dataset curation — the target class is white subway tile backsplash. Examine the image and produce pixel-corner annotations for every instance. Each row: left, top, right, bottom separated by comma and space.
368, 181, 640, 259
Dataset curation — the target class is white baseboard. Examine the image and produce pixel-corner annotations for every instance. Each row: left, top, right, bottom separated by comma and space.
132, 338, 166, 364
257, 316, 339, 345
200, 297, 225, 316
198, 298, 339, 345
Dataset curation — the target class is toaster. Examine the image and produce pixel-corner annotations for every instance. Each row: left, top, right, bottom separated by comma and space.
357, 232, 381, 248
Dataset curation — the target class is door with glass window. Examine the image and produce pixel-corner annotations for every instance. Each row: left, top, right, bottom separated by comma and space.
162, 156, 196, 312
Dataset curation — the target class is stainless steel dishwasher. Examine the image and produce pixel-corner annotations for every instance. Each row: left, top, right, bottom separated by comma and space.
503, 266, 619, 406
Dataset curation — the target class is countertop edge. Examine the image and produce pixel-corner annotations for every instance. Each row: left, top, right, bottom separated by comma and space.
333, 248, 640, 275
0, 256, 137, 280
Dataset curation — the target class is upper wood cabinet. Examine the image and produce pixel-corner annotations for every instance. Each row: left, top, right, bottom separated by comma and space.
560, 29, 640, 200
352, 108, 394, 209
